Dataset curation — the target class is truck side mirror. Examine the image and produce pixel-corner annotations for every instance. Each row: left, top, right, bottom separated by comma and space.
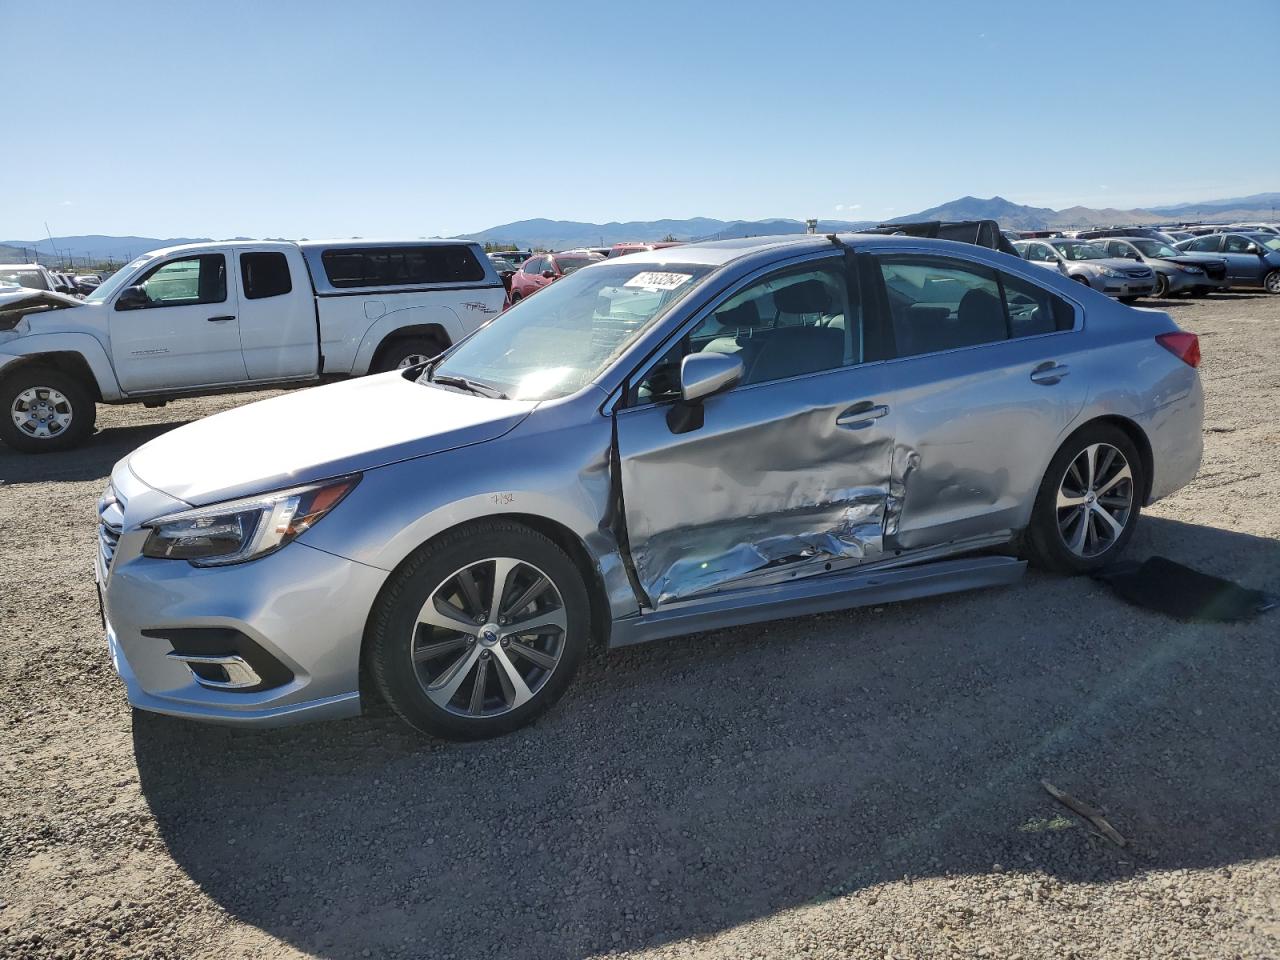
115, 285, 150, 310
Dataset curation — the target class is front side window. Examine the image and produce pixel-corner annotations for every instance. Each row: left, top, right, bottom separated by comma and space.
631, 262, 858, 403
240, 252, 293, 300
135, 255, 226, 307
877, 255, 1005, 356
321, 245, 485, 288
429, 261, 714, 400
1223, 234, 1253, 253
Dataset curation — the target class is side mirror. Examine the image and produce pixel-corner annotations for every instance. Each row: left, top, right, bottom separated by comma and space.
1248, 244, 1263, 255
115, 285, 150, 310
541, 270, 556, 280
667, 352, 743, 434
55, 284, 74, 294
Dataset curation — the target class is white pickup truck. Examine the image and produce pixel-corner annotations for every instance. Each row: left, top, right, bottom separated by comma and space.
0, 239, 506, 452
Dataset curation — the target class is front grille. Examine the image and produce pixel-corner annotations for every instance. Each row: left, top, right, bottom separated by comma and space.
1123, 268, 1153, 279
97, 486, 125, 575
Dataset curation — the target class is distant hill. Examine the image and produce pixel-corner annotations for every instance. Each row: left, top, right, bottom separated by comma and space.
0, 235, 214, 264
1147, 192, 1280, 217
459, 217, 874, 250
887, 196, 1166, 231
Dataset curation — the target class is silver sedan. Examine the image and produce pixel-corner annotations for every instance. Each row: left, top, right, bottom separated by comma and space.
98, 234, 1203, 739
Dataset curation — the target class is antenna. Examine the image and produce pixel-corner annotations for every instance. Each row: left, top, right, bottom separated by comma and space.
44, 221, 57, 266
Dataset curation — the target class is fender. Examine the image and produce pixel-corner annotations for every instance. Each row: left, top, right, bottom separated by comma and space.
349, 303, 464, 376
0, 331, 124, 400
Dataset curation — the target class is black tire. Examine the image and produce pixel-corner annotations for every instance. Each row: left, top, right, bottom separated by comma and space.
1071, 275, 1091, 286
373, 336, 446, 374
1020, 423, 1144, 575
1191, 289, 1210, 298
365, 520, 590, 740
509, 292, 523, 304
1153, 273, 1170, 298
1118, 296, 1141, 304
1264, 270, 1280, 296
0, 365, 96, 453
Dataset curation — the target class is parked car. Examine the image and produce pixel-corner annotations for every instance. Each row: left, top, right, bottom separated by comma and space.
1163, 230, 1195, 243
74, 274, 102, 295
1074, 227, 1179, 244
1175, 232, 1280, 293
507, 251, 604, 301
1094, 238, 1227, 297
1224, 223, 1280, 235
607, 242, 684, 258
1014, 238, 1156, 301
0, 263, 74, 294
0, 239, 505, 452
487, 254, 518, 295
95, 233, 1203, 738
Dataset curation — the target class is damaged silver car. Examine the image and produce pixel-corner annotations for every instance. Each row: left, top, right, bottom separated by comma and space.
97, 234, 1204, 739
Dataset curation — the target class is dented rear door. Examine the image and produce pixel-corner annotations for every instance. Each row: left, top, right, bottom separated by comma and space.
614, 254, 897, 607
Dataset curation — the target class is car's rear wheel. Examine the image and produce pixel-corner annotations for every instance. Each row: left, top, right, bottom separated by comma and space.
374, 336, 446, 373
1264, 269, 1280, 295
1021, 424, 1143, 575
366, 520, 590, 740
0, 366, 96, 453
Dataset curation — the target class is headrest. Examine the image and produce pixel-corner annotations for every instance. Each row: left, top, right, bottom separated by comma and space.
773, 279, 831, 314
716, 299, 761, 329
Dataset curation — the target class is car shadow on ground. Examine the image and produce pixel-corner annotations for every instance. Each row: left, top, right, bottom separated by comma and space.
0, 421, 194, 484
132, 516, 1280, 960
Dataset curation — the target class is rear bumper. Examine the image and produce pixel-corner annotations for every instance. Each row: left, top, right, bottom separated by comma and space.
1138, 375, 1204, 504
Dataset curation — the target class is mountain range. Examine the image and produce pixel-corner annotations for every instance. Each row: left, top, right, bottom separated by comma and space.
6, 192, 1278, 264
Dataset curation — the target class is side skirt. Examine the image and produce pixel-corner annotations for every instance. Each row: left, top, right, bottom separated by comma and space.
608, 554, 1026, 648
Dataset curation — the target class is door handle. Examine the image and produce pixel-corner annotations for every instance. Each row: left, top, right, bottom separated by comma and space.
207, 315, 235, 322
836, 402, 889, 429
1030, 362, 1069, 385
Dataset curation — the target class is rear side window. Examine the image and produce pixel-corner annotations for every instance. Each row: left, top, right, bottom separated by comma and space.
321, 245, 486, 288
240, 252, 292, 300
1000, 271, 1074, 337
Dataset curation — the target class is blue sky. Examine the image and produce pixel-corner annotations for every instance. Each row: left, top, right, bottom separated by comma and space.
4, 0, 1277, 240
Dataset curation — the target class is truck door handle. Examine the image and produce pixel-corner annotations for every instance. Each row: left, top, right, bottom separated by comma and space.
836, 402, 889, 429
1030, 362, 1069, 385
207, 315, 235, 323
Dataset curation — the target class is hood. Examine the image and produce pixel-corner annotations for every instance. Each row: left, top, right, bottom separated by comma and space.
0, 288, 84, 330
1164, 255, 1225, 269
126, 372, 537, 506
1090, 258, 1152, 273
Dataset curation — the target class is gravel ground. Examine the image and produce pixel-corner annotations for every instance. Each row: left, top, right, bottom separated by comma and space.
2, 292, 1278, 960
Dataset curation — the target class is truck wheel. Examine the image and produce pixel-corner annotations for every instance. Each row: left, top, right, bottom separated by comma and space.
0, 366, 96, 453
373, 336, 446, 374
365, 519, 590, 740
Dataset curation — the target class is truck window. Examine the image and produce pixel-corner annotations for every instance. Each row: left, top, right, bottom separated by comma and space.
240, 252, 293, 299
320, 245, 486, 288
137, 255, 227, 307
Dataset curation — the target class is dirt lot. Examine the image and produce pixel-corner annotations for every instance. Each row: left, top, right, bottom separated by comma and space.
2, 292, 1278, 960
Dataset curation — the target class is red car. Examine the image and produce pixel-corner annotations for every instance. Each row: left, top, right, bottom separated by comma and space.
607, 241, 684, 258
508, 251, 604, 302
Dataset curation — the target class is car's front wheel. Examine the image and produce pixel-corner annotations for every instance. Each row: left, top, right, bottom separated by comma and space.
0, 365, 96, 453
1153, 273, 1170, 298
1021, 424, 1143, 575
366, 520, 590, 740
1264, 269, 1280, 295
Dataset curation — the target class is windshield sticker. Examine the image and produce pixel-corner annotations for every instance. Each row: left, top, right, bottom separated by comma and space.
624, 271, 694, 291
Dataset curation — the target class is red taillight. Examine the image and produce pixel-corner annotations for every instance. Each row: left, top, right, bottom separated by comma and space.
1156, 331, 1200, 368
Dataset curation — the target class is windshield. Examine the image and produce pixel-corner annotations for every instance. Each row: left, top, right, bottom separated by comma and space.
428, 261, 714, 400
85, 256, 153, 303
1052, 241, 1110, 261
0, 269, 49, 291
1132, 240, 1180, 258
556, 255, 600, 275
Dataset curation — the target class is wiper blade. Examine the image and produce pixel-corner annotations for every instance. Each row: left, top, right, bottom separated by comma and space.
430, 373, 509, 399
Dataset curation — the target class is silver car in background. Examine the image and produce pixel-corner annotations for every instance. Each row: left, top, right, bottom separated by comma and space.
97, 234, 1203, 739
1094, 237, 1227, 297
1015, 238, 1157, 301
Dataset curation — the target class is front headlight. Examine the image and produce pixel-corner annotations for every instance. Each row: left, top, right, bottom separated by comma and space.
142, 475, 360, 566
1097, 266, 1122, 278
1177, 265, 1204, 274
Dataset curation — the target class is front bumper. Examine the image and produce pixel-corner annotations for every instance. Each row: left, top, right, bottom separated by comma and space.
99, 522, 387, 727
1097, 273, 1156, 297
1162, 269, 1222, 295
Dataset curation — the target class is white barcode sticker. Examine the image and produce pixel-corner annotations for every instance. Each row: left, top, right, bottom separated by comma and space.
623, 271, 693, 291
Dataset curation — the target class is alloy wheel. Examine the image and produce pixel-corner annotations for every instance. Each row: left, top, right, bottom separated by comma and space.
1056, 443, 1134, 558
11, 386, 73, 439
395, 354, 432, 369
1265, 271, 1280, 295
411, 557, 567, 717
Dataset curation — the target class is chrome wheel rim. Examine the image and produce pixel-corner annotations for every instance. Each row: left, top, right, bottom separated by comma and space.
1266, 272, 1280, 295
1155, 274, 1168, 297
11, 386, 73, 439
412, 557, 566, 717
1056, 443, 1134, 558
395, 353, 432, 369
